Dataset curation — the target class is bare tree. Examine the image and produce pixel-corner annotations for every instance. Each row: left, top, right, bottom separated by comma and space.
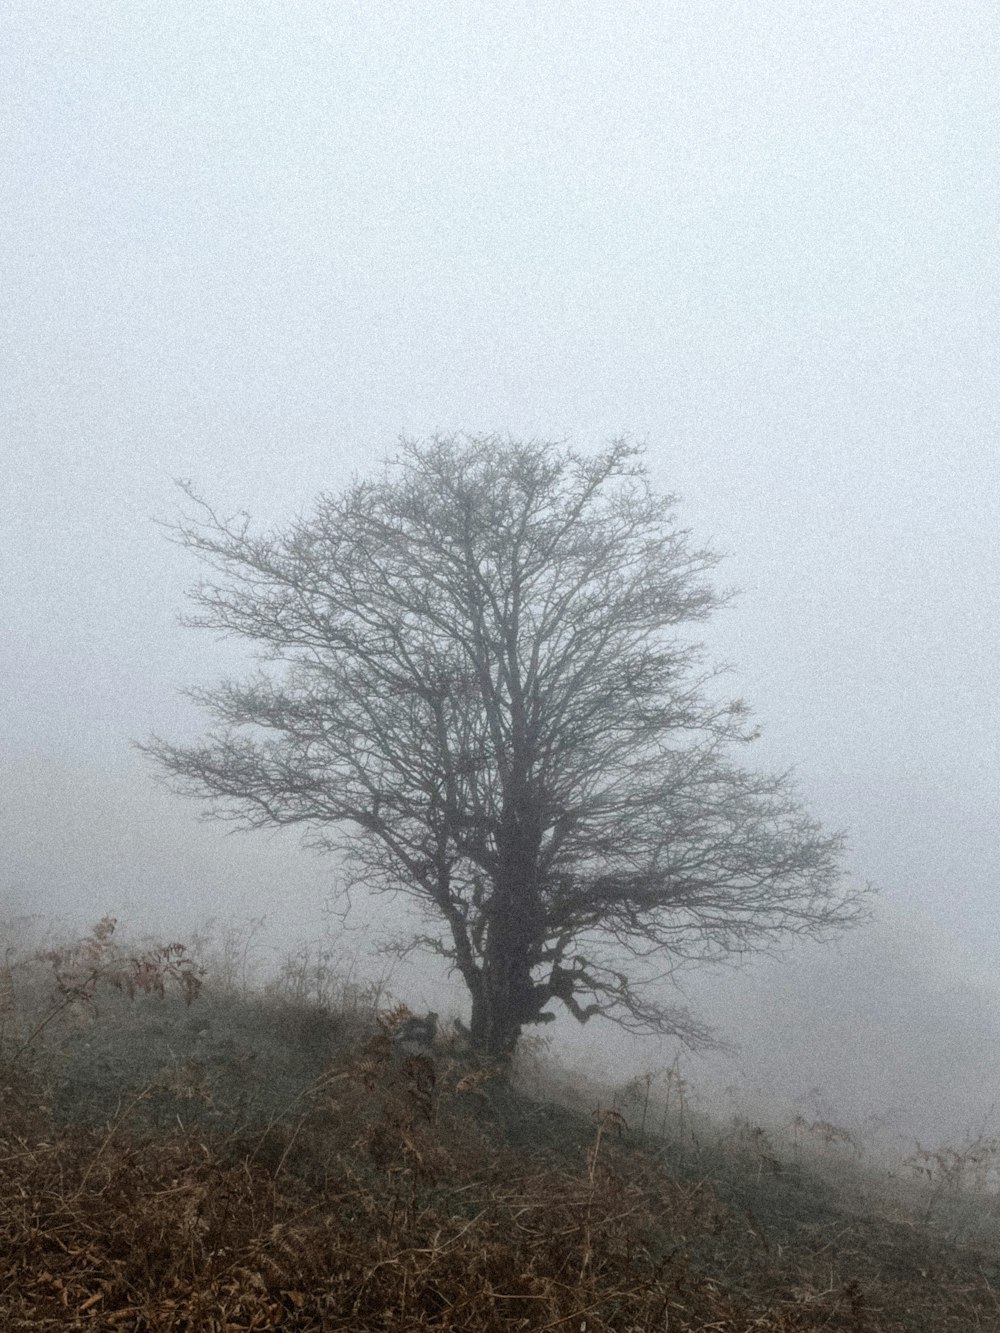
142, 436, 864, 1061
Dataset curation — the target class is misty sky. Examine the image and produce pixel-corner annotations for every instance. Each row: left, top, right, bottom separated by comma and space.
2, 3, 999, 1133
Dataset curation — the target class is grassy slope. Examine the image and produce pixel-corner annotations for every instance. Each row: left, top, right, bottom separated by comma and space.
1, 926, 998, 1331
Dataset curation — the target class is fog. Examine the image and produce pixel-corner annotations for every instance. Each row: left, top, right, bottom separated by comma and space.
3, 3, 998, 1147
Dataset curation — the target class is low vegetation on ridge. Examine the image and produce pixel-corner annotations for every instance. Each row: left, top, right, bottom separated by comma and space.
0, 919, 997, 1331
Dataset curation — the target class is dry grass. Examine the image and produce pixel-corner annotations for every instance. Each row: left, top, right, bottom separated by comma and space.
0, 923, 998, 1330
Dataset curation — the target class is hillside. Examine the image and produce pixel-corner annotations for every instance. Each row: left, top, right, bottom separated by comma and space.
1, 921, 997, 1331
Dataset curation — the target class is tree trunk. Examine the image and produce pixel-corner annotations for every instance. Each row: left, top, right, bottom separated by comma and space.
469, 992, 521, 1064
464, 767, 547, 1062
471, 885, 543, 1061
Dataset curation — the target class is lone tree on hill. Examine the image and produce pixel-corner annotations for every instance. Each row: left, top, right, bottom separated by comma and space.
143, 437, 864, 1060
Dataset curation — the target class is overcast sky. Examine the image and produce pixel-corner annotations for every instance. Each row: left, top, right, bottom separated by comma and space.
2, 2, 998, 1137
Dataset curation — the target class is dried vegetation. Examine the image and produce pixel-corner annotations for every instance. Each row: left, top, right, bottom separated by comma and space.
0, 921, 998, 1330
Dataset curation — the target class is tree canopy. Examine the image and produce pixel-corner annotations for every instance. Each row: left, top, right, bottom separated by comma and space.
144, 436, 863, 1059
